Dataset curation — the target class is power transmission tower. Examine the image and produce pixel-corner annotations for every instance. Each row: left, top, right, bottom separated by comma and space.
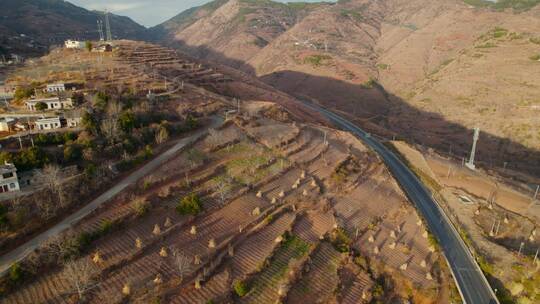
105, 11, 112, 41
97, 20, 104, 41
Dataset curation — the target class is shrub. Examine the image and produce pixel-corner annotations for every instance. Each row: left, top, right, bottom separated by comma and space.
8, 263, 23, 285
372, 281, 385, 299
530, 37, 540, 45
118, 111, 137, 132
184, 115, 199, 131
11, 147, 49, 171
93, 92, 109, 110
35, 102, 48, 111
176, 193, 202, 216
353, 255, 369, 270
0, 204, 9, 230
361, 77, 377, 89
133, 199, 150, 217
99, 220, 114, 234
14, 86, 34, 101
233, 280, 249, 297
303, 54, 332, 67
427, 232, 439, 248
85, 41, 92, 52
330, 228, 352, 253
63, 144, 82, 162
529, 54, 540, 61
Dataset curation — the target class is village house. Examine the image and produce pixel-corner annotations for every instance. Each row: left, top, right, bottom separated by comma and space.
0, 118, 16, 132
64, 40, 84, 49
35, 117, 62, 130
64, 109, 82, 128
0, 162, 20, 193
26, 97, 73, 111
46, 83, 66, 93
94, 43, 113, 53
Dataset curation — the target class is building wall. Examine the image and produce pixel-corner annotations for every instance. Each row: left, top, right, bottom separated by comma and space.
36, 119, 61, 130
46, 85, 66, 93
0, 171, 20, 193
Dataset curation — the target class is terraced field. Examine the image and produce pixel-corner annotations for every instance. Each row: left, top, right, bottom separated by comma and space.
238, 234, 311, 304
286, 242, 342, 304
2, 115, 446, 303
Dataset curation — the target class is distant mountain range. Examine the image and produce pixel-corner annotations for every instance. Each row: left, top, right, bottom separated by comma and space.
0, 0, 146, 57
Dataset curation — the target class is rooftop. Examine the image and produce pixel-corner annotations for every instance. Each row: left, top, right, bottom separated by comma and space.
35, 117, 61, 123
0, 163, 17, 175
26, 97, 60, 104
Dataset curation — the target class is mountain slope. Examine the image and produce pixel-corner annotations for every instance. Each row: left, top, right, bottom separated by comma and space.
154, 0, 540, 176
149, 0, 326, 68
0, 0, 146, 56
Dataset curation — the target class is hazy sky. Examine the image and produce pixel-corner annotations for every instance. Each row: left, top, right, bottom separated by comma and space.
69, 0, 333, 27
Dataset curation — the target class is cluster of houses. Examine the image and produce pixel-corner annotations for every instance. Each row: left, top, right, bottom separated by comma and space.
0, 111, 82, 133
64, 39, 112, 52
0, 80, 85, 134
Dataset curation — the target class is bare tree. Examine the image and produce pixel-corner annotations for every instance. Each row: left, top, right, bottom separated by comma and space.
38, 164, 71, 208
155, 126, 169, 145
61, 259, 100, 299
106, 101, 122, 119
171, 248, 192, 282
35, 196, 56, 220
10, 196, 24, 211
186, 149, 205, 168
43, 234, 70, 261
213, 175, 234, 205
206, 128, 221, 149
39, 164, 61, 191
101, 118, 119, 143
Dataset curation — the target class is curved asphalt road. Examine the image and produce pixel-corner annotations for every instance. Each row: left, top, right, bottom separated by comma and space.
0, 117, 222, 275
304, 102, 498, 304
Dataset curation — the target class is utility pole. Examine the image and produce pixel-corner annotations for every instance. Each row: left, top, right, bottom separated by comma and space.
466, 127, 480, 170
18, 136, 23, 150
534, 247, 539, 265
534, 185, 539, 202
518, 242, 524, 257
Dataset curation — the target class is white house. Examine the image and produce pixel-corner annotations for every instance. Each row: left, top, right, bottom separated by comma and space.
0, 118, 16, 132
35, 117, 62, 130
26, 97, 73, 111
46, 83, 66, 93
65, 40, 84, 49
0, 162, 20, 193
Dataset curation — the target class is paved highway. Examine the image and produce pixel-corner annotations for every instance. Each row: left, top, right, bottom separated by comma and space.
304, 102, 498, 304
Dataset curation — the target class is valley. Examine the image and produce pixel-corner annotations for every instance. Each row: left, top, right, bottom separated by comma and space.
1, 0, 539, 303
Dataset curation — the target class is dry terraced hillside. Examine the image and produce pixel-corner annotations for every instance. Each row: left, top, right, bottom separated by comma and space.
0, 41, 457, 303
152, 0, 540, 178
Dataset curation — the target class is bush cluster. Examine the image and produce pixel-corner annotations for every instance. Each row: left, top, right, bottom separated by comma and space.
176, 193, 202, 216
